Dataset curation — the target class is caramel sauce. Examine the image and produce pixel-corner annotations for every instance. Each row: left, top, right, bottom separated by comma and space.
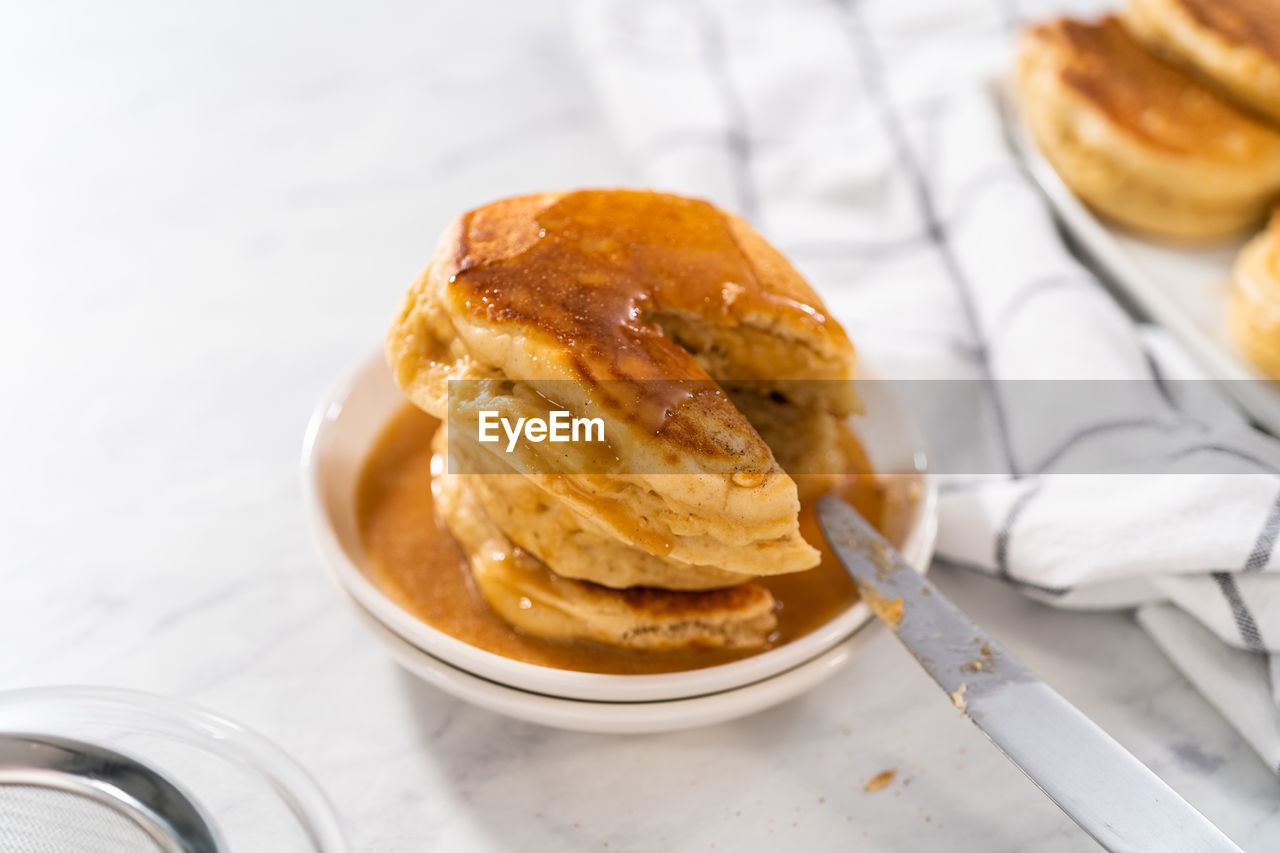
356, 405, 916, 675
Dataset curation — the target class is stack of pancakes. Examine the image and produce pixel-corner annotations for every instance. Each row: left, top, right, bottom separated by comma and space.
386, 189, 859, 650
1017, 3, 1280, 380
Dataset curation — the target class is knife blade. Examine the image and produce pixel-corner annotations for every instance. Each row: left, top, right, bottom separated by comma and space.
816, 495, 1242, 853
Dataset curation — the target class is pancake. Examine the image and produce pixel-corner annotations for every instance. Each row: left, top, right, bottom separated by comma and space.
459, 471, 754, 590
445, 425, 754, 589
1229, 212, 1280, 380
443, 399, 866, 592
1017, 16, 1280, 243
432, 432, 778, 650
388, 190, 857, 580
728, 387, 860, 502
438, 371, 822, 577
1122, 0, 1280, 125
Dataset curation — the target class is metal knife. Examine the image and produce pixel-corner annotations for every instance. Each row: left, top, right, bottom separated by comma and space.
816, 495, 1242, 853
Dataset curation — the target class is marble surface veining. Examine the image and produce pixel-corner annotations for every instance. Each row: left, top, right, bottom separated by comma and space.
0, 0, 1277, 850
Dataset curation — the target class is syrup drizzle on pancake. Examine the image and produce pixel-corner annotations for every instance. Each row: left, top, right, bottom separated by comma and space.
451, 190, 826, 379
446, 190, 833, 447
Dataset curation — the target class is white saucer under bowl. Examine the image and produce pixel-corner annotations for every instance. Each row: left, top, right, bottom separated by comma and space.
340, 587, 877, 734
302, 350, 937, 706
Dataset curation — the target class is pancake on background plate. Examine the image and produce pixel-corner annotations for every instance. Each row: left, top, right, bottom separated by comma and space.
1123, 0, 1280, 126
1230, 212, 1280, 381
386, 189, 860, 650
1017, 15, 1280, 243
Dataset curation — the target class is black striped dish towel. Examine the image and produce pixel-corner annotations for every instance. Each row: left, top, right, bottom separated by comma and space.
572, 0, 1280, 769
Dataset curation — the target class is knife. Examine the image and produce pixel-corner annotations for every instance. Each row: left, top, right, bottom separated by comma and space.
816, 495, 1242, 853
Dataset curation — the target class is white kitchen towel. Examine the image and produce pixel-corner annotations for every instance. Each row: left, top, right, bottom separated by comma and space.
572, 0, 1280, 769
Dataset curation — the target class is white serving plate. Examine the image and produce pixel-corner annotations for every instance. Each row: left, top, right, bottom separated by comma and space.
339, 586, 869, 734
302, 350, 936, 707
998, 82, 1280, 436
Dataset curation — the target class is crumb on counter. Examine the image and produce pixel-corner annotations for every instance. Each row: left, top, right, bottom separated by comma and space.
951, 683, 968, 713
863, 769, 897, 792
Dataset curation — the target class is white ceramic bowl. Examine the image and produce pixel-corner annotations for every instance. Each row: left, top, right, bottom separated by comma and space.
339, 587, 876, 734
302, 351, 937, 704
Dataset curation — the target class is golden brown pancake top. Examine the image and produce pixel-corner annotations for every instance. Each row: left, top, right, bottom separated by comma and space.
432, 189, 851, 461
445, 189, 839, 383
1035, 16, 1278, 159
1175, 0, 1280, 62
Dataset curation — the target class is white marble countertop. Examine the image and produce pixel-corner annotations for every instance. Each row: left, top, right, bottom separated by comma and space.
1, 0, 1277, 849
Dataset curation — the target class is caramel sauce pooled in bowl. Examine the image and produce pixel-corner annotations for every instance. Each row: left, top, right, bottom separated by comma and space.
356, 405, 913, 675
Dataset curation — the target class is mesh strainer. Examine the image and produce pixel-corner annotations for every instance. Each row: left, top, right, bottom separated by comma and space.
0, 688, 347, 853
0, 733, 220, 852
